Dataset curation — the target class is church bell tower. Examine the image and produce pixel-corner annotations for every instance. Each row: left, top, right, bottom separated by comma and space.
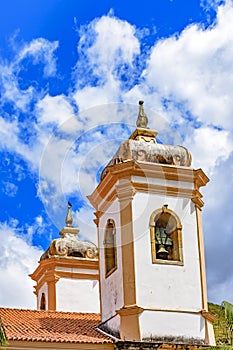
30, 203, 100, 313
88, 101, 215, 345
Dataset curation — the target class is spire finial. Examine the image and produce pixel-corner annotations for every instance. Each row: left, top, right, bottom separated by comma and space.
136, 100, 148, 128
65, 201, 73, 227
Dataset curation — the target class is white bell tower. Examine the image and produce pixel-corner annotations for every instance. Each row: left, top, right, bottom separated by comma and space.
88, 101, 215, 345
30, 203, 100, 313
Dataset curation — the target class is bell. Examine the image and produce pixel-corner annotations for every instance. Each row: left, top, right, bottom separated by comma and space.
157, 244, 169, 255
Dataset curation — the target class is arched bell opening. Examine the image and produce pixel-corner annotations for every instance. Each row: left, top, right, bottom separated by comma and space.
150, 205, 183, 264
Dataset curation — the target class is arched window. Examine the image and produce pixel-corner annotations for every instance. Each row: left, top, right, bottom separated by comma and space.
104, 219, 117, 277
40, 293, 46, 310
150, 205, 183, 264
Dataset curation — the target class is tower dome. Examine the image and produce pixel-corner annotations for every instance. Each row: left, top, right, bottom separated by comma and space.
101, 101, 192, 180
40, 202, 98, 260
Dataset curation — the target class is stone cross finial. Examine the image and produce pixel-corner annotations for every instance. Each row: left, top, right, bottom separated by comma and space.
136, 100, 148, 128
65, 201, 73, 227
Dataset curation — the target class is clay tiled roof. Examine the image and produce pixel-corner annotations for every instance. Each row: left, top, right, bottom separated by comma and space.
0, 308, 113, 344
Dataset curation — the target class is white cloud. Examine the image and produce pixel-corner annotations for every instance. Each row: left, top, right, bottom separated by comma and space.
78, 15, 140, 77
74, 15, 141, 108
0, 222, 43, 308
0, 117, 19, 149
0, 70, 34, 111
74, 78, 121, 110
36, 94, 79, 129
87, 15, 140, 75
16, 38, 59, 77
142, 1, 233, 130
185, 126, 233, 173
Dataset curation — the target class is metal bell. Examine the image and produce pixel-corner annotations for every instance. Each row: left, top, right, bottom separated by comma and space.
157, 244, 169, 255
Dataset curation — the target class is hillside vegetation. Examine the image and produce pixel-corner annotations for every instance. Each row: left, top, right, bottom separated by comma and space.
208, 302, 233, 346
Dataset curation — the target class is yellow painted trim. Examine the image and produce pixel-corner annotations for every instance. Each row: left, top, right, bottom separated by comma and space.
120, 314, 141, 341
46, 274, 58, 311
149, 206, 182, 228
96, 218, 103, 320
100, 189, 117, 213
195, 205, 215, 345
116, 178, 141, 341
150, 226, 156, 262
30, 257, 99, 283
89, 161, 209, 212
201, 310, 216, 323
143, 307, 204, 315
152, 259, 184, 266
149, 206, 183, 264
117, 179, 136, 307
134, 182, 194, 198
87, 171, 117, 209
195, 206, 208, 311
119, 305, 215, 316
88, 162, 208, 216
55, 271, 99, 280
116, 305, 143, 316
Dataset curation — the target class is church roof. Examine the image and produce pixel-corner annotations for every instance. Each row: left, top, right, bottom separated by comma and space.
0, 308, 113, 344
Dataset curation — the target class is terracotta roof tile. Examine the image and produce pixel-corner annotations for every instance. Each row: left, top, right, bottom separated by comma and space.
0, 308, 113, 344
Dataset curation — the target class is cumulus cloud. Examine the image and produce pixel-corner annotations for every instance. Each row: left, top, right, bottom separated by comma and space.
86, 15, 140, 75
142, 1, 233, 130
36, 94, 77, 127
0, 222, 43, 308
74, 15, 141, 108
185, 126, 233, 173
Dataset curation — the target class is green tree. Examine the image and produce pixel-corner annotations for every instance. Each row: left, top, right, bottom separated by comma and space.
0, 317, 7, 349
222, 301, 233, 345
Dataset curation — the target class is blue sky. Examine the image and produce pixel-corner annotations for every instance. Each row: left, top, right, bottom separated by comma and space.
0, 0, 233, 308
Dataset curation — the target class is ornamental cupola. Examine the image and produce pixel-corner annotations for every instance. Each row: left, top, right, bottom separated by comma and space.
101, 100, 192, 181
40, 202, 98, 260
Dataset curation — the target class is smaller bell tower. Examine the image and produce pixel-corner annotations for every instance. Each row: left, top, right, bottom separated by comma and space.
88, 101, 215, 345
30, 203, 100, 313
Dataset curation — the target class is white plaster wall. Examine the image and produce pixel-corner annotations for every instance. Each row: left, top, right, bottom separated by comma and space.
56, 278, 100, 313
132, 190, 203, 312
98, 198, 124, 327
139, 310, 205, 342
132, 175, 194, 190
37, 282, 48, 310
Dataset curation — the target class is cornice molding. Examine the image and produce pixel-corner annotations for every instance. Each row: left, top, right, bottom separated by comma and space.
88, 161, 209, 211
30, 256, 99, 283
